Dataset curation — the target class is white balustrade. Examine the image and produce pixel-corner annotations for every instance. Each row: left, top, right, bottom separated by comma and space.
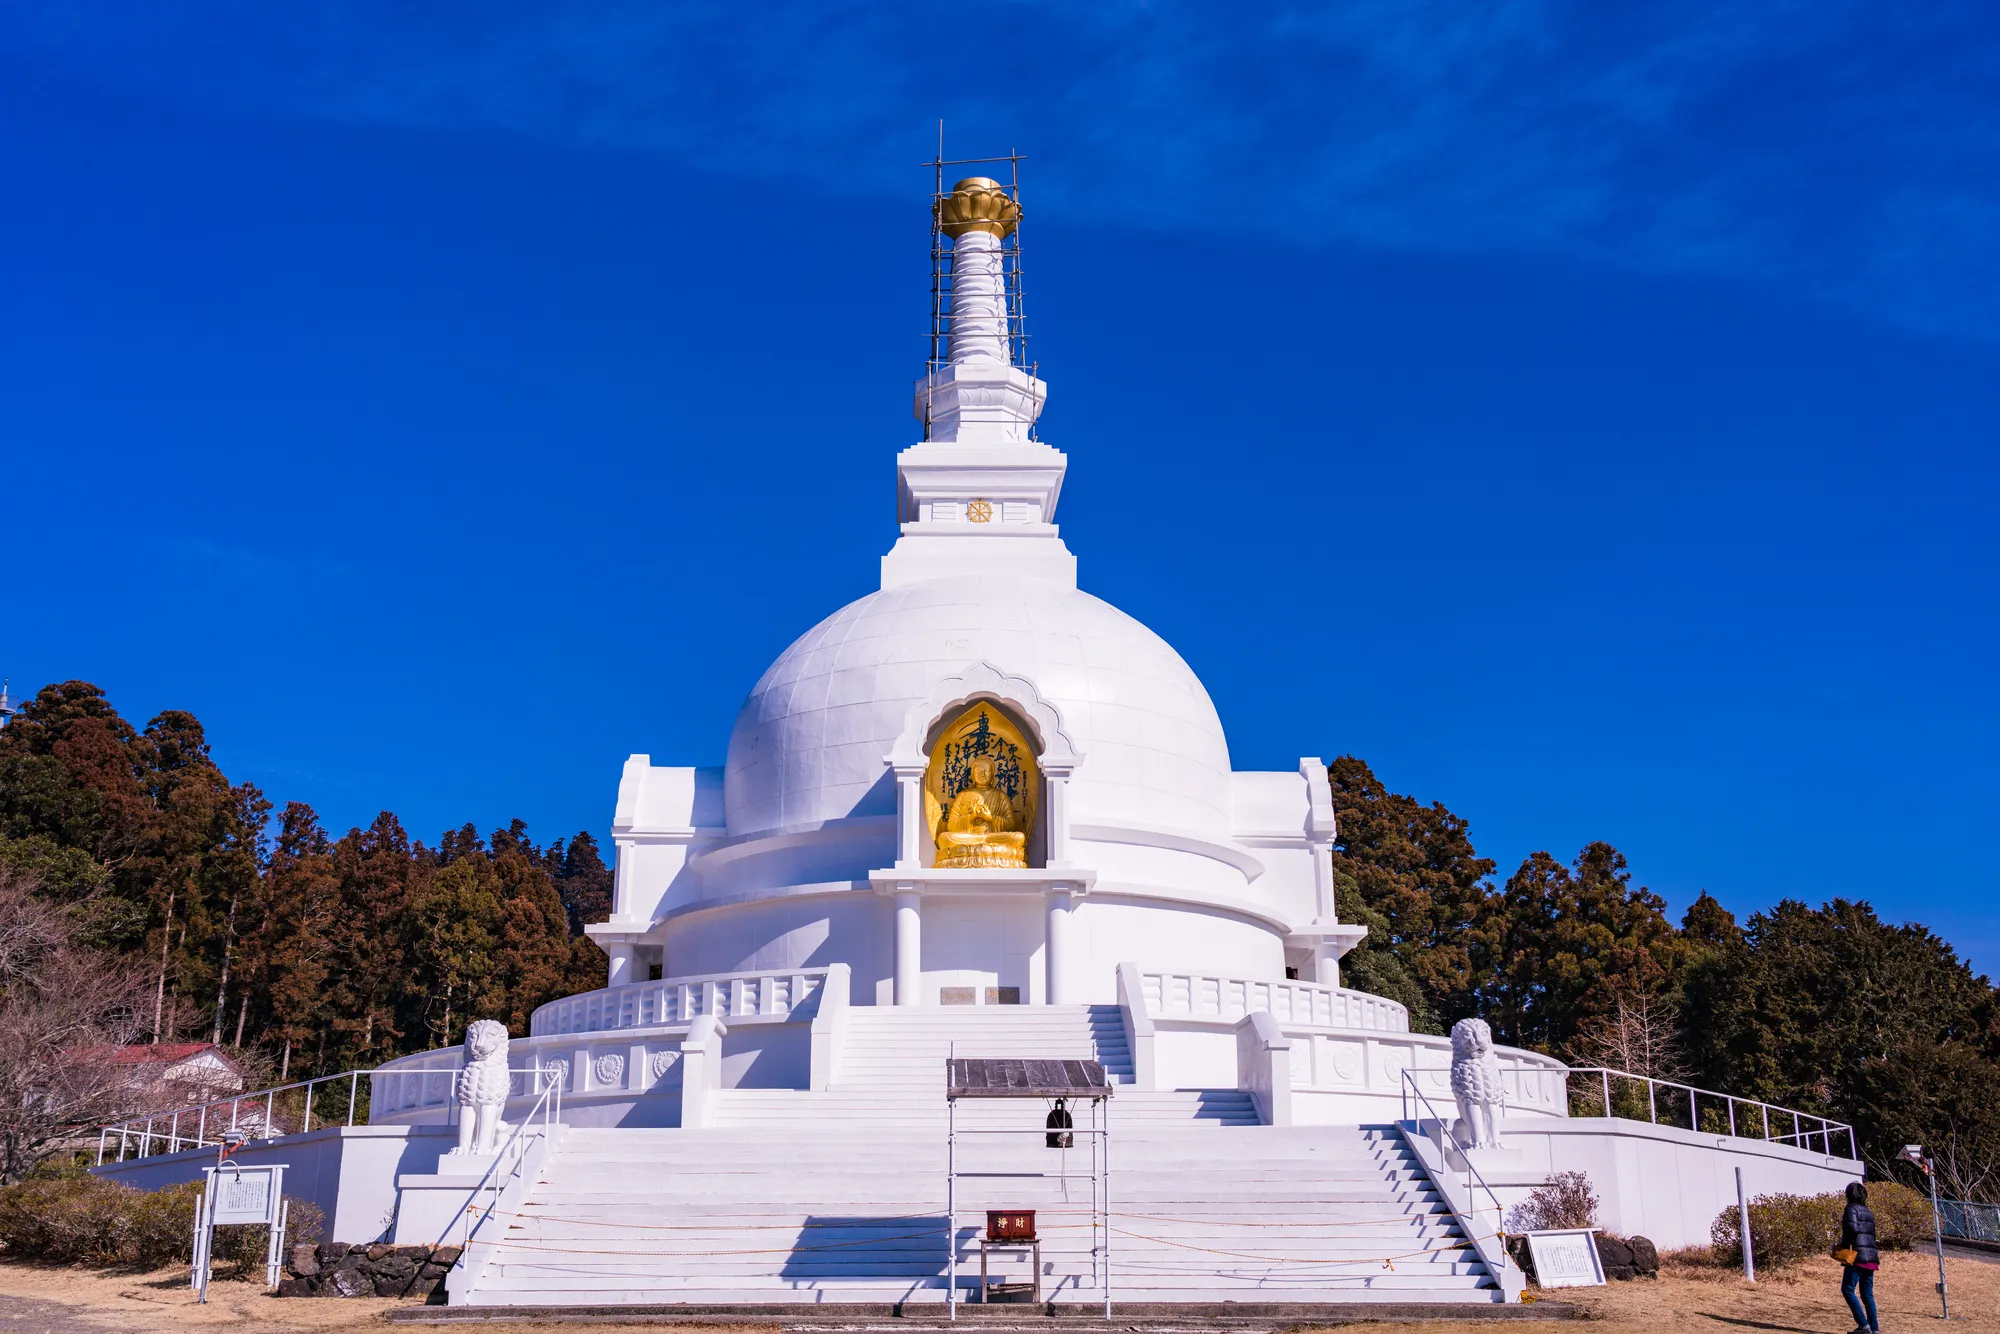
1139, 969, 1410, 1034
529, 967, 829, 1037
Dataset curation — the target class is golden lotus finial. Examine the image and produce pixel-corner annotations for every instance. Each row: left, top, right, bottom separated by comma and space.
936, 177, 1020, 239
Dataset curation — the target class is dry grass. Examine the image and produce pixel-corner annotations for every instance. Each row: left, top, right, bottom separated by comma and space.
0, 1258, 774, 1333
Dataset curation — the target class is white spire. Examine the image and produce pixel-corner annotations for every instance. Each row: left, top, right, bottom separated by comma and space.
912, 177, 1046, 444
888, 177, 1074, 591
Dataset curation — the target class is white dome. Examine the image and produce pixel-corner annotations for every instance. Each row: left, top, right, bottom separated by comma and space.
724, 575, 1233, 839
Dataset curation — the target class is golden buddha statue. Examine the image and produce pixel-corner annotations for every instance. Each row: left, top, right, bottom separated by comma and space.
936, 755, 1027, 868
925, 703, 1038, 869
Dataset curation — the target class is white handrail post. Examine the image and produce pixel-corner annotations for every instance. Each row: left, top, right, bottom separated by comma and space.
96, 1129, 107, 1166
303, 1082, 313, 1134
266, 1091, 275, 1138
1736, 1165, 1756, 1283
197, 1104, 206, 1145
1647, 1079, 1657, 1123
171, 1111, 180, 1153
1601, 1070, 1611, 1116
348, 1071, 359, 1126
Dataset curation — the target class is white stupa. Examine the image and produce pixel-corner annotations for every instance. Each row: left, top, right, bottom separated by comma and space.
100, 175, 1862, 1310
587, 174, 1363, 1011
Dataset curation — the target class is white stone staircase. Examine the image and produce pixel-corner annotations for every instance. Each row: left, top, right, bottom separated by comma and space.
454, 1006, 1500, 1305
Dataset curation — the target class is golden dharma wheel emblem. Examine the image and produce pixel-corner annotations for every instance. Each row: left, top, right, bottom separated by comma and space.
966, 499, 993, 523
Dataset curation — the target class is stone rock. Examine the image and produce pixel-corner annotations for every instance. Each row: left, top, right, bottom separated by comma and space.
429, 1244, 463, 1266
1595, 1234, 1636, 1280
1506, 1234, 1536, 1282
315, 1242, 350, 1268
366, 1243, 396, 1261
286, 1243, 320, 1277
276, 1276, 316, 1298
372, 1252, 417, 1280
417, 1262, 451, 1281
1630, 1235, 1660, 1276
408, 1277, 438, 1297
373, 1275, 414, 1298
325, 1267, 376, 1298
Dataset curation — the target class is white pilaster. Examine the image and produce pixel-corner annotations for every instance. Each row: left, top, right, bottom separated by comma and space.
893, 765, 927, 868
893, 889, 923, 1006
1043, 767, 1074, 866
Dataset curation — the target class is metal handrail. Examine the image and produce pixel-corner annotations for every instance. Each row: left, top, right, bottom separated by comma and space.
96, 1065, 559, 1165
1398, 1071, 1512, 1237
1565, 1066, 1858, 1160
450, 1074, 561, 1252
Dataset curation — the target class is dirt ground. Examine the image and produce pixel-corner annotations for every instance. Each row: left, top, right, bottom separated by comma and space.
0, 1250, 1992, 1333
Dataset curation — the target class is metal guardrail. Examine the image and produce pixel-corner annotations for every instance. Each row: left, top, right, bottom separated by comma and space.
1566, 1066, 1858, 1159
96, 1066, 560, 1165
1398, 1071, 1512, 1223
1941, 1198, 2000, 1244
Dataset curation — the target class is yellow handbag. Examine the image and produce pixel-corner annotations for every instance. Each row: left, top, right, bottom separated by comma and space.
1832, 1246, 1858, 1265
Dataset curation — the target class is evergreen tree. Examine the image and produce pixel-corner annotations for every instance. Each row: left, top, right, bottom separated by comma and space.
1478, 842, 1676, 1054
1325, 756, 1494, 1021
1680, 896, 2000, 1172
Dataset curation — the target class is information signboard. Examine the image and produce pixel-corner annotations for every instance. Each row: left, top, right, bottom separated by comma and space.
212, 1167, 280, 1225
1524, 1228, 1606, 1288
192, 1163, 288, 1301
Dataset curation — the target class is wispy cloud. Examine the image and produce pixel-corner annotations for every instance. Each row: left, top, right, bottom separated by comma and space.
8, 1, 1997, 336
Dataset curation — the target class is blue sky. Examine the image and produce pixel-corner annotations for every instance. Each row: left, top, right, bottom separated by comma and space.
3, 4, 1996, 970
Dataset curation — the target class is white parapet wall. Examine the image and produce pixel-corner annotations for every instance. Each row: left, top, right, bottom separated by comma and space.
93, 1124, 458, 1244
1468, 1116, 1861, 1251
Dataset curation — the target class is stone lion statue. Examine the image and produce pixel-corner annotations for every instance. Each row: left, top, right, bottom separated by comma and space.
1449, 1017, 1505, 1150
453, 1019, 511, 1155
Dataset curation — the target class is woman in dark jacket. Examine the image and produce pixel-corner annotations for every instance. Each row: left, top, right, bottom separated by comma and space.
1839, 1180, 1880, 1334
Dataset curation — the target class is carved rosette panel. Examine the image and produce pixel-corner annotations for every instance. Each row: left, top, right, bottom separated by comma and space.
649, 1050, 679, 1080
592, 1053, 626, 1087
543, 1059, 570, 1090
1330, 1044, 1361, 1083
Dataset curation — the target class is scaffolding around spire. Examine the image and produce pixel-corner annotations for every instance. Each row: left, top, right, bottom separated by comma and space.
917, 142, 1039, 443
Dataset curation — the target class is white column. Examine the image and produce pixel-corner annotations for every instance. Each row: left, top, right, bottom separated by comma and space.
893, 765, 927, 868
949, 230, 1008, 365
1045, 888, 1074, 1006
1315, 952, 1340, 988
894, 889, 923, 1006
606, 943, 638, 988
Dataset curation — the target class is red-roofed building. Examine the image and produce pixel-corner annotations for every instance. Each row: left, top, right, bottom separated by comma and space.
97, 1043, 245, 1102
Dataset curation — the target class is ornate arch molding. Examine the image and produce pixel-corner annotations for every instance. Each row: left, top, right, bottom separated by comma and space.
887, 661, 1083, 774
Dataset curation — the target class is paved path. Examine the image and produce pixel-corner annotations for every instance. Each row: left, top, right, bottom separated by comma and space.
0, 1293, 114, 1334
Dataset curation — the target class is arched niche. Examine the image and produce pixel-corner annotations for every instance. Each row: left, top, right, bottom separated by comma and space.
925, 698, 1042, 868
885, 662, 1083, 869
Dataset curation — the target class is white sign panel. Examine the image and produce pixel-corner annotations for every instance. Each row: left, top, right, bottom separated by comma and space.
210, 1167, 280, 1225
1525, 1228, 1606, 1288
